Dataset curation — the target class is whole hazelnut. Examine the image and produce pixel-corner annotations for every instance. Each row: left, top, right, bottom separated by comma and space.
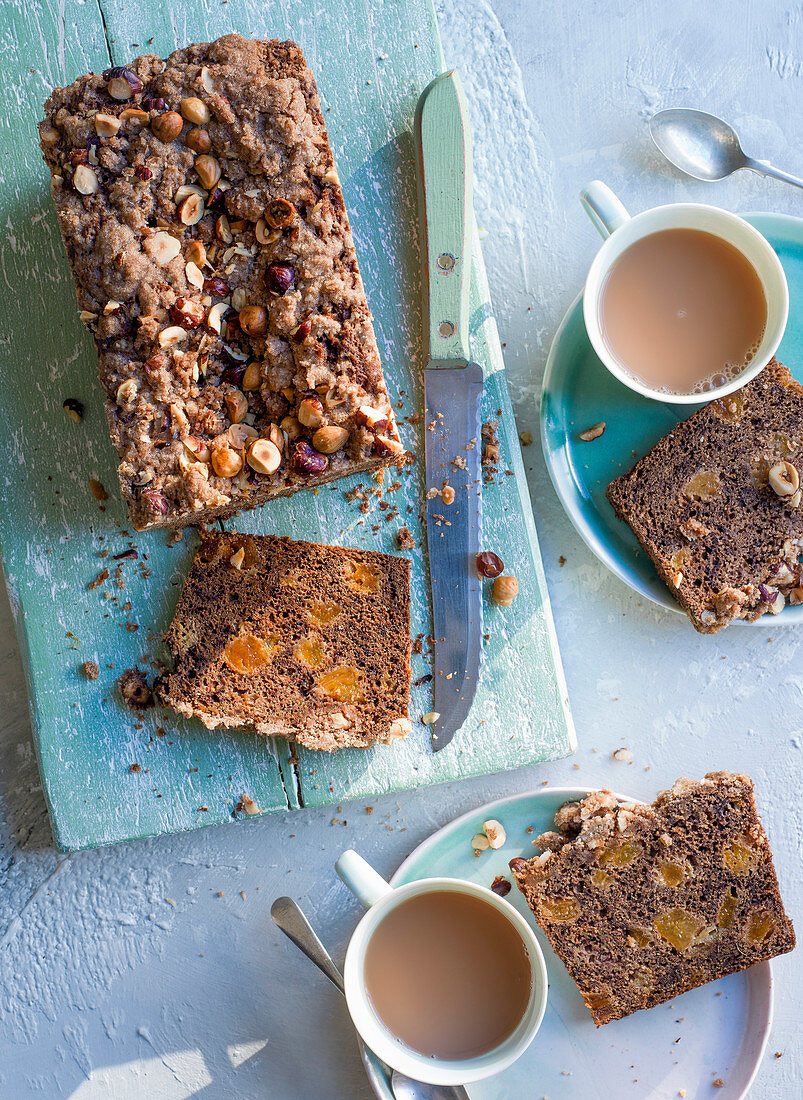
185, 127, 211, 154
239, 305, 268, 336
312, 425, 350, 454
266, 261, 295, 295
180, 97, 211, 125
491, 575, 519, 606
151, 111, 183, 142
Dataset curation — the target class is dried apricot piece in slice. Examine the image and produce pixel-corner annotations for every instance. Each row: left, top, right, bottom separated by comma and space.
223, 633, 279, 675
316, 666, 364, 704
654, 908, 703, 952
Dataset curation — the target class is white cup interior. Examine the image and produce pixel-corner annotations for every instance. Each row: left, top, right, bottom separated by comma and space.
342, 878, 548, 1086
583, 203, 789, 404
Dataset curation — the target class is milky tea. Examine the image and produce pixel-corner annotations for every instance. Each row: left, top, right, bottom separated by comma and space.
362, 890, 531, 1061
598, 227, 768, 395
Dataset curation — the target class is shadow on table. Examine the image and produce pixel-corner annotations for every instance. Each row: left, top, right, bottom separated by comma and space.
0, 582, 54, 852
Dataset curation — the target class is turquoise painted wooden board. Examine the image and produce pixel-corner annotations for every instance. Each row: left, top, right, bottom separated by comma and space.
0, 0, 575, 851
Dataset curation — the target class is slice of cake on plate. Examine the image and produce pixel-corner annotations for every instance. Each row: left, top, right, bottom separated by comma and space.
510, 772, 795, 1025
158, 532, 411, 750
607, 360, 803, 632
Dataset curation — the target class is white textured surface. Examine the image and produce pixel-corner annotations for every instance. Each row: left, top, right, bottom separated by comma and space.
1, 1, 800, 1096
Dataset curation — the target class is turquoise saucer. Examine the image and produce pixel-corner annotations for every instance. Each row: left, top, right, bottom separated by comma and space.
541, 212, 803, 621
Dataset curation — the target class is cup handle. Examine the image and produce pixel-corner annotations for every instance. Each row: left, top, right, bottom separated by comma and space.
580, 180, 630, 239
336, 850, 394, 909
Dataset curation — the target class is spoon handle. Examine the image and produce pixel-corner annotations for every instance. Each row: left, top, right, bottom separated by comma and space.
270, 895, 345, 994
745, 157, 803, 191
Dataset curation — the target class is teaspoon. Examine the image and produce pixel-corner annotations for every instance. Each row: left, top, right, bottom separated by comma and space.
650, 107, 803, 190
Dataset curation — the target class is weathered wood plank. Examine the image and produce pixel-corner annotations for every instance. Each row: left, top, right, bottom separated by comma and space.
0, 0, 572, 850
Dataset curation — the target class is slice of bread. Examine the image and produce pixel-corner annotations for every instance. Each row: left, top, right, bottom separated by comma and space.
510, 773, 795, 1025
607, 360, 803, 632
158, 532, 411, 750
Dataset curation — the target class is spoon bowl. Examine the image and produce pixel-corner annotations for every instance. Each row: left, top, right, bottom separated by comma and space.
650, 108, 747, 181
650, 107, 803, 191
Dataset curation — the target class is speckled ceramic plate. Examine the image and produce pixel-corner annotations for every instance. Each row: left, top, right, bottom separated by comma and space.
361, 787, 773, 1100
541, 212, 803, 624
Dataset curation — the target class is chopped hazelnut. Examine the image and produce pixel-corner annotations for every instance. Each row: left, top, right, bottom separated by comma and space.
224, 390, 248, 424
579, 422, 606, 442
298, 396, 325, 429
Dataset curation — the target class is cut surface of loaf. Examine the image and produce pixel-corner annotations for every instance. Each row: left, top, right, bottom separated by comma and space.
40, 35, 408, 531
510, 772, 795, 1025
607, 360, 803, 632
158, 532, 411, 751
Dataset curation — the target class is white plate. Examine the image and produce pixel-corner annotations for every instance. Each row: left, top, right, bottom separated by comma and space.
361, 788, 774, 1100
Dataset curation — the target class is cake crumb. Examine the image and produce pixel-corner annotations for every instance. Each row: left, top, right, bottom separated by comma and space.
128, 763, 141, 774
396, 525, 416, 550
80, 660, 99, 680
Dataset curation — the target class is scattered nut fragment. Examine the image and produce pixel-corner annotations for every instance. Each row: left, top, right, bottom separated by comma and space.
768, 460, 799, 498
298, 396, 325, 429
612, 747, 633, 762
79, 660, 99, 680
246, 438, 282, 475
264, 198, 296, 229
158, 325, 188, 348
355, 405, 389, 431
145, 231, 181, 266
374, 434, 404, 457
151, 110, 183, 142
483, 819, 507, 849
194, 153, 221, 190
387, 717, 411, 739
63, 398, 84, 424
120, 108, 149, 126
519, 430, 533, 446
239, 305, 268, 336
281, 416, 303, 442
94, 112, 121, 137
471, 832, 490, 852
118, 667, 153, 711
477, 551, 504, 578
170, 296, 205, 328
179, 192, 204, 225
491, 876, 512, 896
73, 165, 99, 195
491, 575, 519, 606
241, 793, 260, 815
105, 66, 142, 100
421, 711, 440, 726
211, 443, 243, 478
185, 260, 205, 289
116, 379, 137, 406
207, 302, 228, 334
441, 484, 456, 505
216, 214, 233, 243
224, 390, 248, 424
313, 425, 350, 454
180, 96, 211, 125
579, 422, 606, 442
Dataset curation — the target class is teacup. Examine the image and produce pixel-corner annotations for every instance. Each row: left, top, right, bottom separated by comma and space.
580, 180, 788, 404
335, 849, 548, 1086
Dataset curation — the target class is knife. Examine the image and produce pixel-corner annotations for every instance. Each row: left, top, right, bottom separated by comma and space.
414, 71, 483, 752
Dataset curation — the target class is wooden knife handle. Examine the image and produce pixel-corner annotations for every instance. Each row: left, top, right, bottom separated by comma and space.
415, 70, 474, 364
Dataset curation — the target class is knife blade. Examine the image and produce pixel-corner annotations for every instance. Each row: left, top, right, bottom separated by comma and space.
415, 71, 483, 751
